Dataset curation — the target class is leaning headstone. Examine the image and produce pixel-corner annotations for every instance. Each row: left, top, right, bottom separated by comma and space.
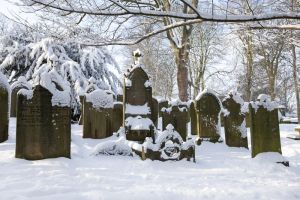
188, 101, 197, 135
123, 51, 155, 141
249, 94, 282, 158
15, 70, 71, 160
222, 91, 248, 148
112, 102, 123, 133
161, 100, 189, 140
0, 72, 9, 143
195, 89, 222, 143
83, 89, 114, 139
10, 76, 31, 117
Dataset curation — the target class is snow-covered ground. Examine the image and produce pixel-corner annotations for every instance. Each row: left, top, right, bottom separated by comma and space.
0, 118, 300, 200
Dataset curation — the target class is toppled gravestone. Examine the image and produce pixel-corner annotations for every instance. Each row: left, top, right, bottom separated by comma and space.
222, 91, 248, 148
195, 89, 222, 143
0, 72, 10, 143
15, 70, 71, 160
83, 89, 114, 139
10, 76, 31, 117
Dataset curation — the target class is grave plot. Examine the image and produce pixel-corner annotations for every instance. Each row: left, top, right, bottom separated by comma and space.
0, 72, 9, 143
15, 70, 71, 160
195, 89, 222, 143
222, 91, 248, 148
83, 89, 114, 139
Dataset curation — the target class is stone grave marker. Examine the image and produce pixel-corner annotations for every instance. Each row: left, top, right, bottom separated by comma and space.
83, 89, 114, 139
16, 82, 71, 160
0, 72, 9, 143
249, 94, 282, 158
222, 91, 248, 148
10, 76, 31, 117
195, 89, 221, 142
188, 101, 197, 135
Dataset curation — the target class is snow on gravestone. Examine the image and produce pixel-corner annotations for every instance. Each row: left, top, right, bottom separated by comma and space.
161, 101, 189, 141
249, 94, 282, 158
222, 91, 248, 148
0, 72, 9, 143
10, 76, 31, 117
195, 89, 222, 143
123, 53, 154, 141
83, 89, 114, 139
15, 70, 71, 160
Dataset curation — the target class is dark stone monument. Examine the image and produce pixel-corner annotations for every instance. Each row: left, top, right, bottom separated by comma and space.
188, 101, 197, 135
123, 52, 154, 141
10, 76, 31, 117
16, 85, 71, 160
249, 94, 282, 158
151, 97, 159, 128
161, 102, 189, 140
112, 102, 123, 133
196, 90, 221, 142
0, 72, 9, 143
222, 91, 248, 148
83, 89, 114, 139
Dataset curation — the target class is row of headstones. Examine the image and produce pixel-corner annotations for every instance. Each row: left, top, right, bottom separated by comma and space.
81, 87, 282, 159
0, 73, 281, 160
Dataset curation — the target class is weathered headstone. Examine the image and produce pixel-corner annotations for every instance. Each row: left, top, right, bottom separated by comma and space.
161, 101, 189, 140
222, 91, 248, 148
0, 72, 9, 143
10, 76, 31, 117
123, 53, 154, 141
112, 102, 123, 133
195, 89, 221, 142
249, 94, 282, 158
188, 101, 197, 135
83, 89, 114, 139
16, 80, 71, 160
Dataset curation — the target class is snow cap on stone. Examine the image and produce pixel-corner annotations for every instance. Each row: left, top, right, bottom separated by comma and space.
0, 71, 10, 91
85, 89, 114, 109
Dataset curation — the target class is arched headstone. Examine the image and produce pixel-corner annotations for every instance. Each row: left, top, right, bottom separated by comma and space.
195, 89, 221, 142
83, 89, 114, 139
249, 94, 282, 158
222, 91, 248, 148
10, 76, 31, 117
0, 72, 9, 143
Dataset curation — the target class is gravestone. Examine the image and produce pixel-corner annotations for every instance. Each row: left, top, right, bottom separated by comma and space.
0, 72, 9, 143
16, 84, 71, 160
112, 102, 123, 133
196, 89, 221, 142
188, 101, 197, 135
123, 52, 154, 141
10, 76, 31, 117
151, 98, 159, 128
222, 91, 248, 148
161, 102, 189, 140
249, 94, 282, 158
83, 89, 114, 139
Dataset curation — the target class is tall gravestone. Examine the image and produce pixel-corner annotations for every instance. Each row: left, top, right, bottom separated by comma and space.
161, 102, 189, 140
83, 89, 114, 139
196, 90, 221, 142
16, 83, 71, 160
222, 91, 248, 148
10, 76, 31, 117
249, 94, 282, 158
0, 72, 9, 143
123, 52, 154, 141
188, 101, 198, 135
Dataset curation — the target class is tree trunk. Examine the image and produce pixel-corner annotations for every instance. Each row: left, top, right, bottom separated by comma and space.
176, 47, 189, 102
292, 44, 300, 122
245, 34, 253, 102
